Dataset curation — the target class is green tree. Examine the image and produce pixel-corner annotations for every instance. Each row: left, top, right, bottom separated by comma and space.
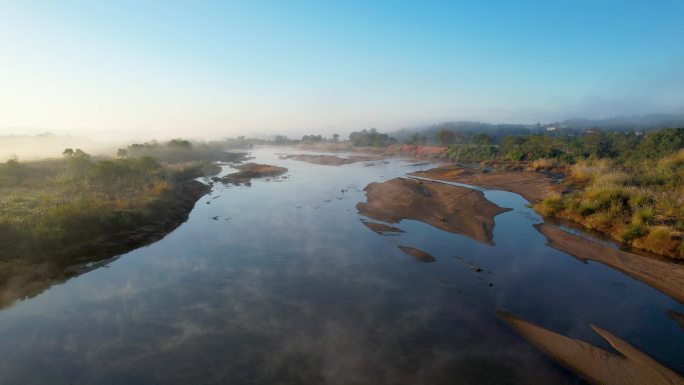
437, 129, 455, 145
472, 133, 493, 145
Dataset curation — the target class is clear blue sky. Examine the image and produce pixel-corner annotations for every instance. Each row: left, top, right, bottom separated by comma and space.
1, 0, 683, 138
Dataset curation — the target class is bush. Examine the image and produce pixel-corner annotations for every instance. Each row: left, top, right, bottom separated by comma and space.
535, 192, 565, 216
530, 158, 558, 171
621, 224, 648, 242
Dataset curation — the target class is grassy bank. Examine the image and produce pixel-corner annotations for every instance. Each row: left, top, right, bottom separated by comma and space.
389, 127, 684, 259
535, 150, 684, 259
0, 141, 243, 307
0, 153, 216, 263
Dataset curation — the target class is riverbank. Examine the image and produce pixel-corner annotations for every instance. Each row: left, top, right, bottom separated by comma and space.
536, 223, 684, 303
0, 179, 210, 309
499, 311, 684, 385
0, 146, 239, 308
410, 165, 561, 203
410, 160, 682, 260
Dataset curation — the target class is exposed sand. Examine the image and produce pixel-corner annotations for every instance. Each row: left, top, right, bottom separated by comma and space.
361, 221, 405, 234
536, 223, 684, 303
356, 178, 511, 244
280, 154, 378, 166
499, 312, 684, 385
411, 165, 559, 203
398, 246, 435, 263
218, 163, 288, 185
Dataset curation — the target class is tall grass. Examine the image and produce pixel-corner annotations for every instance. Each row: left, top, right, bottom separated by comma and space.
536, 149, 684, 259
0, 156, 211, 264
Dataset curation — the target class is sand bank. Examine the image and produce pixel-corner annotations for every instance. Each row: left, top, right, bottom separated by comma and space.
217, 163, 288, 185
398, 246, 435, 262
499, 312, 684, 385
361, 221, 405, 234
411, 165, 559, 203
356, 178, 510, 244
536, 223, 684, 303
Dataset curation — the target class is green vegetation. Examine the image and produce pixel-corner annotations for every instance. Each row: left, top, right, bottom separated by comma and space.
402, 126, 684, 259
0, 139, 242, 306
536, 149, 684, 259
0, 151, 213, 264
349, 128, 396, 147
416, 125, 681, 165
119, 138, 247, 163
0, 139, 243, 263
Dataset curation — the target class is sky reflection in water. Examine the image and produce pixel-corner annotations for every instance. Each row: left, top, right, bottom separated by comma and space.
0, 148, 681, 384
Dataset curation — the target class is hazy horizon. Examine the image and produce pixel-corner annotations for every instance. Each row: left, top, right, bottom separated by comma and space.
2, 1, 683, 139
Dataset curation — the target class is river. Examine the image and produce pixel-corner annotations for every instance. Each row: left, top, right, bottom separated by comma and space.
0, 147, 682, 384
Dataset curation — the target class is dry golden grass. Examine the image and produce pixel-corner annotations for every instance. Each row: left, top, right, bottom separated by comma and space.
537, 154, 683, 259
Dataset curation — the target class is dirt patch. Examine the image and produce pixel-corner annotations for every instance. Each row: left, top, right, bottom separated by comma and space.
536, 223, 684, 303
398, 246, 435, 263
280, 154, 378, 166
361, 221, 405, 234
217, 163, 288, 185
499, 311, 684, 385
356, 178, 510, 245
411, 165, 561, 203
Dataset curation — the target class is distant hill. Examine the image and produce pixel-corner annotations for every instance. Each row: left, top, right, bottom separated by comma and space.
391, 121, 532, 143
554, 113, 684, 132
391, 113, 684, 143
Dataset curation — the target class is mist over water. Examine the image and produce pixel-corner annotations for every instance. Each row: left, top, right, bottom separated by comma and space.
0, 148, 681, 384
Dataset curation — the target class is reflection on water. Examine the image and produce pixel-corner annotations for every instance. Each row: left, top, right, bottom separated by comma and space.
0, 148, 682, 384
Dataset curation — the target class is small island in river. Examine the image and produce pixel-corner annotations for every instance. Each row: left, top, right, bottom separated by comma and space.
216, 163, 288, 185
356, 177, 511, 245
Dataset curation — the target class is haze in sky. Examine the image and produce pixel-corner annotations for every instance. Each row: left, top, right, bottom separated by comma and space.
1, 0, 683, 139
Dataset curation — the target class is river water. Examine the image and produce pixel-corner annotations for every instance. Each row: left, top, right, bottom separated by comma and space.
0, 148, 682, 384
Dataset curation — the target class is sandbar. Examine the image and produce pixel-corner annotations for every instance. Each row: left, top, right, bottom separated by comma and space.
218, 163, 288, 185
398, 246, 436, 263
356, 178, 510, 244
536, 223, 684, 303
411, 165, 558, 203
361, 221, 405, 234
499, 311, 684, 385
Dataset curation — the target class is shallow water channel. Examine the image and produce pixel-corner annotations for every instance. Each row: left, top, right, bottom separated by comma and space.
0, 148, 682, 384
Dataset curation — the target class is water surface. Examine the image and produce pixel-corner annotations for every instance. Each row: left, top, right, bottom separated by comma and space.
0, 148, 682, 384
